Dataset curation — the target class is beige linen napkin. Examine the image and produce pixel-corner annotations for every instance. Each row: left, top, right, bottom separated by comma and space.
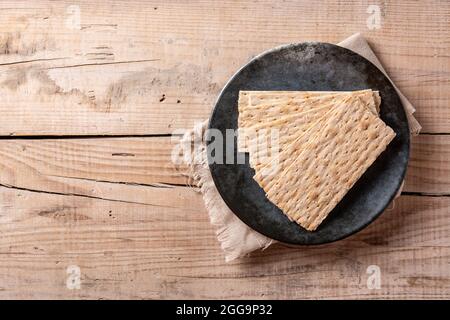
175, 33, 421, 262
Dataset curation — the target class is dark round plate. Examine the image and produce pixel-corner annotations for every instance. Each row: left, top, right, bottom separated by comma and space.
208, 42, 410, 245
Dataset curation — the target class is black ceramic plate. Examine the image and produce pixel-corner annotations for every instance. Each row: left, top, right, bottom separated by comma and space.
208, 42, 409, 245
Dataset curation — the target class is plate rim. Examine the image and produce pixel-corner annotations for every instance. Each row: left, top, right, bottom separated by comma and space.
207, 41, 410, 245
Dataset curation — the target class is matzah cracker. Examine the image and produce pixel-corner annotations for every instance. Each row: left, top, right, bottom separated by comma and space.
243, 93, 380, 170
238, 90, 379, 152
252, 100, 349, 188
237, 90, 377, 152
238, 96, 339, 153
257, 97, 395, 231
240, 89, 375, 107
258, 90, 381, 112
246, 106, 331, 169
238, 90, 377, 127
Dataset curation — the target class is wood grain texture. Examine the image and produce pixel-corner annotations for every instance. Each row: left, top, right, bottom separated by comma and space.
0, 0, 448, 135
405, 135, 450, 194
0, 137, 189, 191
0, 135, 446, 197
0, 189, 448, 299
0, 135, 449, 299
0, 0, 449, 300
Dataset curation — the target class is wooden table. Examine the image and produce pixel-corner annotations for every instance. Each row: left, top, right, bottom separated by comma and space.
0, 0, 449, 299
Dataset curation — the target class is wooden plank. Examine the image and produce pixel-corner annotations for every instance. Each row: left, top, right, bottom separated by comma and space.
0, 134, 448, 197
0, 0, 448, 301
0, 0, 449, 135
0, 188, 448, 299
405, 134, 450, 194
0, 136, 190, 196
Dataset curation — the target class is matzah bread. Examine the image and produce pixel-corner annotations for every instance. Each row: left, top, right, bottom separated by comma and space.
255, 97, 395, 231
238, 90, 378, 127
242, 92, 380, 170
238, 90, 379, 152
246, 106, 331, 169
252, 100, 347, 187
239, 89, 378, 107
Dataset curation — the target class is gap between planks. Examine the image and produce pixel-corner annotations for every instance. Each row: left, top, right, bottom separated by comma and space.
0, 133, 449, 201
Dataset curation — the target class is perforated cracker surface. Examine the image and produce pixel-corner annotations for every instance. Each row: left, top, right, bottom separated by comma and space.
259, 98, 395, 231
